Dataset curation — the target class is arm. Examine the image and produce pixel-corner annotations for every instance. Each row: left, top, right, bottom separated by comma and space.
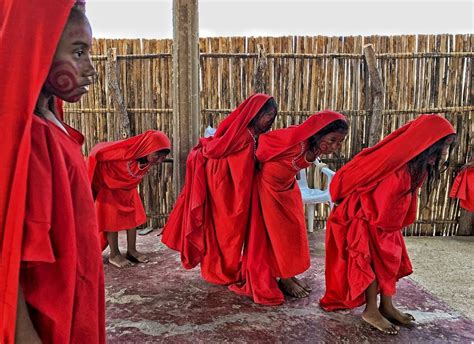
15, 288, 41, 344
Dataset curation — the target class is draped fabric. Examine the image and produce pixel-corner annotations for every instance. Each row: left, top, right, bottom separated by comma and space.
450, 166, 474, 212
320, 114, 456, 311
162, 94, 272, 285
88, 130, 171, 234
0, 1, 75, 341
230, 111, 347, 305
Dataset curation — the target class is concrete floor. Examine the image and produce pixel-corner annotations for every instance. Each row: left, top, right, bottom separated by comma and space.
404, 236, 474, 320
104, 230, 474, 343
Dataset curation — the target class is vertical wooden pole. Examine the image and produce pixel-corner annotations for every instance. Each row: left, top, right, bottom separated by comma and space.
253, 43, 267, 94
106, 48, 131, 140
172, 0, 200, 198
363, 44, 384, 147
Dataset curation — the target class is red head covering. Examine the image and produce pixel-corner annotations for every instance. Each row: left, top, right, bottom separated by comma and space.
256, 110, 347, 162
0, 0, 76, 340
87, 130, 171, 182
450, 166, 474, 212
203, 93, 272, 158
330, 114, 456, 203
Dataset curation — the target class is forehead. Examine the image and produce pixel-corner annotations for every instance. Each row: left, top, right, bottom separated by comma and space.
323, 131, 347, 139
60, 18, 92, 46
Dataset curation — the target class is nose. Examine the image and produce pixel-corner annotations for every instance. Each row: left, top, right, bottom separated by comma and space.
84, 56, 97, 79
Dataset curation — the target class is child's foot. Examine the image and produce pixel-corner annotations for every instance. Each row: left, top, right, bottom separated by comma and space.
126, 250, 149, 263
278, 278, 310, 298
109, 255, 134, 268
362, 309, 399, 335
291, 277, 312, 292
379, 305, 415, 325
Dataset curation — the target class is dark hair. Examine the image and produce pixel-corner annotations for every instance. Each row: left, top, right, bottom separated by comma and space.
248, 98, 278, 128
408, 134, 456, 195
308, 120, 349, 151
137, 149, 171, 164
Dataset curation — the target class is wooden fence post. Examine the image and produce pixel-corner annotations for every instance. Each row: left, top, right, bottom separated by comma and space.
106, 47, 131, 140
172, 0, 200, 198
363, 44, 384, 147
254, 43, 267, 94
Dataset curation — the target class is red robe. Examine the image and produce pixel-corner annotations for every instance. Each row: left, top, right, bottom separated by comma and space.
230, 111, 347, 305
450, 167, 474, 212
88, 131, 171, 234
0, 1, 76, 341
320, 114, 456, 311
20, 115, 105, 343
162, 93, 272, 285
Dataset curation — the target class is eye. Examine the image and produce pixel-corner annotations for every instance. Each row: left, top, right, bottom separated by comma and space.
75, 50, 85, 58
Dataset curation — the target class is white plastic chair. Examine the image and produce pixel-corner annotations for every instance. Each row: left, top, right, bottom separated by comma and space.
297, 160, 335, 233
204, 126, 216, 138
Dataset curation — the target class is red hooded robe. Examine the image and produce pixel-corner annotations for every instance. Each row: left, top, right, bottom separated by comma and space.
230, 111, 347, 305
450, 166, 474, 212
88, 130, 171, 235
320, 114, 456, 311
0, 1, 106, 342
162, 94, 272, 285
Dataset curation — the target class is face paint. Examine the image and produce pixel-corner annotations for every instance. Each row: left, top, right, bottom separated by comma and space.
43, 14, 96, 103
317, 132, 347, 155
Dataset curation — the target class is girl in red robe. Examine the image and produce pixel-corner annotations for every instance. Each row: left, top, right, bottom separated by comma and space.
229, 111, 348, 305
320, 114, 456, 335
88, 131, 171, 268
1, 3, 106, 343
162, 94, 277, 285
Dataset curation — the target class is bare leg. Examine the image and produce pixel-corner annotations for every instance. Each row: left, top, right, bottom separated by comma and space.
278, 278, 310, 298
126, 229, 149, 263
107, 231, 133, 268
380, 294, 415, 325
361, 279, 399, 335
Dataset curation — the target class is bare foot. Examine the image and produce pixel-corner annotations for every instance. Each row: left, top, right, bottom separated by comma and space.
109, 255, 134, 268
126, 250, 149, 263
379, 305, 415, 325
362, 309, 399, 335
278, 278, 310, 298
291, 277, 312, 292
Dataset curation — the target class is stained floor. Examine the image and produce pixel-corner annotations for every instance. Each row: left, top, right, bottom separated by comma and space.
104, 230, 474, 343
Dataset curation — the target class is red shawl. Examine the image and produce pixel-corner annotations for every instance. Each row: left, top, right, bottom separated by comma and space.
88, 130, 171, 234
162, 93, 272, 284
320, 114, 456, 311
450, 166, 474, 212
0, 0, 75, 341
230, 111, 347, 305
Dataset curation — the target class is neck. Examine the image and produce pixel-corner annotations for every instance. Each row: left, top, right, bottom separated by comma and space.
247, 127, 259, 137
35, 91, 69, 134
35, 91, 55, 118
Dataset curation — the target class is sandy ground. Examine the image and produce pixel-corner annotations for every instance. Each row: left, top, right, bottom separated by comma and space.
404, 236, 474, 320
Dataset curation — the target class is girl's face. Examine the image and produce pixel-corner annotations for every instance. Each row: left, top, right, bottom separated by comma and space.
147, 150, 169, 165
43, 15, 96, 102
317, 131, 347, 155
429, 137, 455, 166
253, 109, 277, 134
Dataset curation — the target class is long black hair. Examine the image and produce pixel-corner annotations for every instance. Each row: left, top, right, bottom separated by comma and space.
247, 98, 278, 128
408, 134, 456, 195
308, 120, 349, 151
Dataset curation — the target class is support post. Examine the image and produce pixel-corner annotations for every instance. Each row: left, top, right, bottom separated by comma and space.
172, 0, 200, 198
106, 48, 131, 140
363, 44, 384, 147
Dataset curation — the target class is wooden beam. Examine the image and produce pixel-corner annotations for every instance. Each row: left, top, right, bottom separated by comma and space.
253, 44, 267, 94
363, 44, 384, 147
106, 47, 131, 139
172, 0, 200, 198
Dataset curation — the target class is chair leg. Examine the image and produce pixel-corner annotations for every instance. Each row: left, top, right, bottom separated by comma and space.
306, 204, 315, 233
